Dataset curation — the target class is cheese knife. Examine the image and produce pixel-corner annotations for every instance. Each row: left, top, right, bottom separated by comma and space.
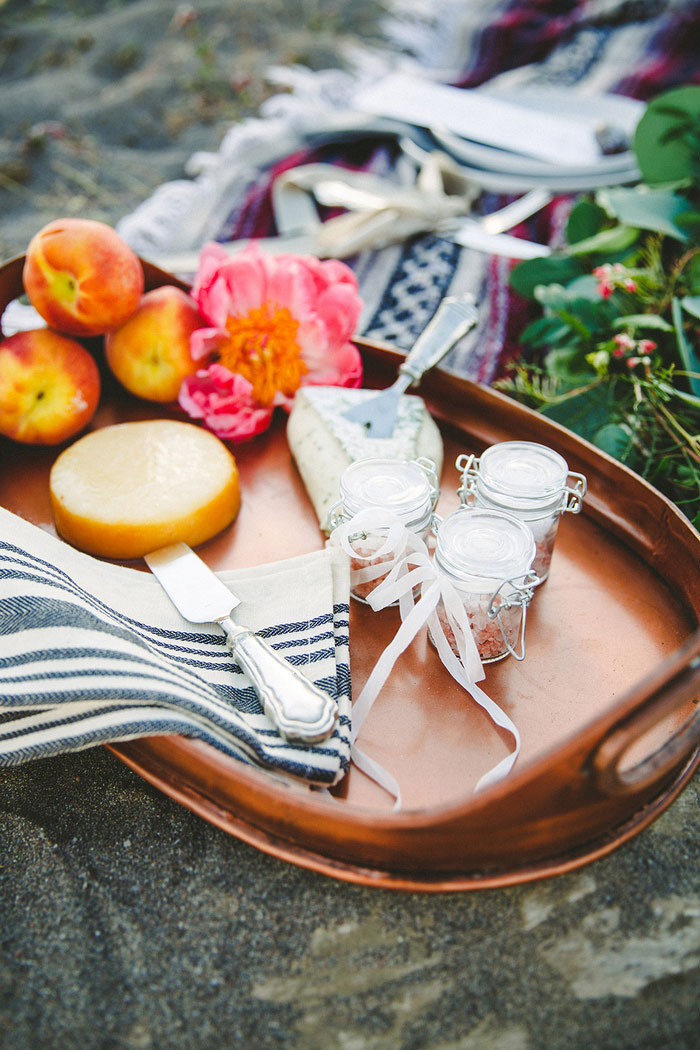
340, 293, 479, 437
144, 542, 338, 744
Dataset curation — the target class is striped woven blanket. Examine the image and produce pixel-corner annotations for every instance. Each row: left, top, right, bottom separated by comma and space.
0, 508, 351, 783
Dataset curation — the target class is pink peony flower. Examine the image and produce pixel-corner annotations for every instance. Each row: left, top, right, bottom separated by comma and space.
178, 242, 363, 439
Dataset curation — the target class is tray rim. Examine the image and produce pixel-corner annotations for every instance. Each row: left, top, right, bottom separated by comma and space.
109, 738, 700, 891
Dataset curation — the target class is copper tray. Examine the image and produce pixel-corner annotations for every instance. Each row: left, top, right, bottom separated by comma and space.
2, 255, 700, 891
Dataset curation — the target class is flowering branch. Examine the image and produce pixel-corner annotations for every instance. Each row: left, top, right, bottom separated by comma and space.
501, 84, 700, 527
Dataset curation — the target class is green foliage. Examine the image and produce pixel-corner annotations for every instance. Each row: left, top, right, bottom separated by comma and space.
505, 85, 700, 526
633, 86, 700, 185
566, 199, 607, 243
596, 186, 691, 241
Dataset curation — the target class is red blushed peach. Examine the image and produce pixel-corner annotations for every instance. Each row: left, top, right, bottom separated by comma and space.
22, 218, 144, 337
0, 328, 101, 445
105, 284, 204, 402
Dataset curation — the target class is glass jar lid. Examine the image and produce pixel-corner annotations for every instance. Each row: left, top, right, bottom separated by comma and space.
435, 508, 536, 582
340, 457, 434, 524
478, 441, 568, 505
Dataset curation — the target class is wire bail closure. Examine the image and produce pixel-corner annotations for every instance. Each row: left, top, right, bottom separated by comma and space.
456, 451, 587, 520
488, 571, 539, 661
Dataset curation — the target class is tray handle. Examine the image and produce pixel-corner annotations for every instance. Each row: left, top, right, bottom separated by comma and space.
591, 631, 700, 796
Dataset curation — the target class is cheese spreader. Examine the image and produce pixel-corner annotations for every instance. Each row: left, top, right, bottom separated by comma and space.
144, 542, 338, 744
341, 294, 479, 437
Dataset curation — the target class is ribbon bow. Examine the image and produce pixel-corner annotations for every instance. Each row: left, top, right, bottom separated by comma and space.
272, 152, 479, 257
330, 512, 521, 808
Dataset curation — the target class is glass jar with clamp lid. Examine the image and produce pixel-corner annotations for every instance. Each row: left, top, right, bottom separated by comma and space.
327, 456, 439, 603
432, 506, 538, 662
456, 441, 586, 582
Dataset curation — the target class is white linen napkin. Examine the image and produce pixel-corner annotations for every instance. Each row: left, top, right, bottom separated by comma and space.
0, 507, 351, 786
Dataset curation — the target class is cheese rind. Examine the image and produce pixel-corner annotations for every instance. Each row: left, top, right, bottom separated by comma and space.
287, 387, 444, 530
49, 419, 241, 559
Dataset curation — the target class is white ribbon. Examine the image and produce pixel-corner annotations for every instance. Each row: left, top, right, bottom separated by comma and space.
273, 153, 478, 257
329, 510, 522, 807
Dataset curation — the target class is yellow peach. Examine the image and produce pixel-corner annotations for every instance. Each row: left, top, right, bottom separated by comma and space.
0, 328, 101, 445
105, 285, 204, 402
23, 218, 144, 337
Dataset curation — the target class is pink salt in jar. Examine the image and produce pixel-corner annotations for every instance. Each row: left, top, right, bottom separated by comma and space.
456, 441, 586, 582
431, 507, 538, 662
327, 456, 439, 603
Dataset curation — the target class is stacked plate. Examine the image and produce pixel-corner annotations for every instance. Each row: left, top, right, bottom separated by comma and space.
432, 89, 642, 192
355, 75, 643, 193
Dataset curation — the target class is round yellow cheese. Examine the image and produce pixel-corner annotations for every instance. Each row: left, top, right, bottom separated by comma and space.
49, 419, 241, 559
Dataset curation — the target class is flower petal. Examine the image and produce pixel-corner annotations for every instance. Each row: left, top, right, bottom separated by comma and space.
178, 363, 273, 441
192, 242, 230, 301
219, 247, 268, 316
315, 283, 363, 347
190, 326, 228, 361
266, 255, 316, 319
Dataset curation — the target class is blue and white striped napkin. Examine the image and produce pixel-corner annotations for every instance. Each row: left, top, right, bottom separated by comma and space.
0, 507, 351, 786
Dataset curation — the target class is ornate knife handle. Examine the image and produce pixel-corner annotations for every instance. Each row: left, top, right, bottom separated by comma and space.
219, 616, 338, 744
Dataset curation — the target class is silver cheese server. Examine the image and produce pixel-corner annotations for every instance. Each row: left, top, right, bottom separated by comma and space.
144, 542, 338, 744
340, 293, 479, 438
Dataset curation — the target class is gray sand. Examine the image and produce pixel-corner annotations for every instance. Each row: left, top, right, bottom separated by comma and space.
0, 0, 387, 260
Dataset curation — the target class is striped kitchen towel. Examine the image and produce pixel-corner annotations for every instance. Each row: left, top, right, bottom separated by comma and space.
0, 507, 351, 785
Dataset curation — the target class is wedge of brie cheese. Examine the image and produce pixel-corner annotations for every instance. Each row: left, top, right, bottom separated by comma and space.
287, 386, 444, 531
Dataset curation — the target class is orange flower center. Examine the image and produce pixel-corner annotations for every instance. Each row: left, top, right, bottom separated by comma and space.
219, 305, 307, 405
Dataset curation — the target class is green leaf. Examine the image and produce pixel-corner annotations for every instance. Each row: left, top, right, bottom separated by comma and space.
544, 346, 595, 384
612, 313, 674, 331
520, 315, 572, 349
565, 222, 641, 255
509, 255, 585, 299
558, 275, 601, 300
685, 254, 700, 293
533, 275, 604, 306
533, 283, 573, 309
634, 86, 700, 185
680, 295, 700, 320
675, 209, 700, 237
657, 380, 700, 409
540, 382, 618, 442
593, 423, 634, 460
671, 296, 700, 397
566, 200, 607, 244
596, 186, 690, 241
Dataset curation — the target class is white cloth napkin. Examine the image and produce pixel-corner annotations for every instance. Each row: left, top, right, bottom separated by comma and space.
0, 507, 351, 786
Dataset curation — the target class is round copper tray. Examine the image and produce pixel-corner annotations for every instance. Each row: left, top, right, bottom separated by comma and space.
2, 255, 700, 891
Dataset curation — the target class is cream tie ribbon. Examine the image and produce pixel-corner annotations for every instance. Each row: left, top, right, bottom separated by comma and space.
272, 152, 479, 258
329, 509, 522, 808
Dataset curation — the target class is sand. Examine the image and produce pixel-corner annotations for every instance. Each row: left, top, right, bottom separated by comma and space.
0, 0, 391, 262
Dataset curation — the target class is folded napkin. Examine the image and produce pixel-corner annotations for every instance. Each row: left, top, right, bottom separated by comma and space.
0, 507, 351, 786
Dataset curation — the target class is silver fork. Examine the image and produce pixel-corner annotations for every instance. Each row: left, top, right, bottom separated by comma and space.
341, 294, 479, 438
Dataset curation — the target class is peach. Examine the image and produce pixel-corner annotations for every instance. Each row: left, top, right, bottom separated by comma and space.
22, 218, 144, 337
105, 284, 204, 402
0, 328, 100, 445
